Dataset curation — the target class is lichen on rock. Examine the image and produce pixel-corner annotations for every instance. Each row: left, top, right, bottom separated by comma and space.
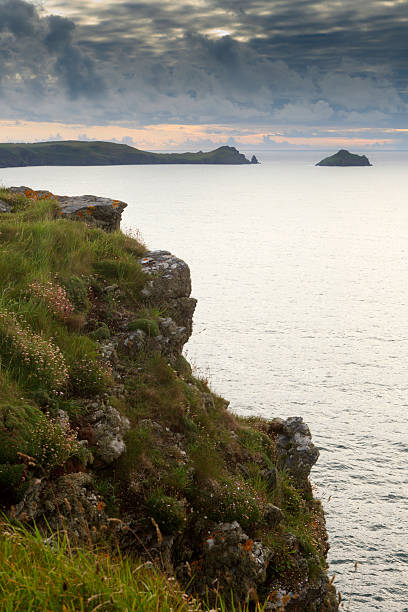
6, 186, 127, 231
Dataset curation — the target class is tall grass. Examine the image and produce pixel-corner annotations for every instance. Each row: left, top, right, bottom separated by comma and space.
0, 521, 271, 612
0, 520, 197, 611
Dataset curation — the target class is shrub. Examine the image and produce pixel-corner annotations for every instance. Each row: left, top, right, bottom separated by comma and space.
28, 280, 74, 321
280, 473, 304, 517
0, 308, 68, 393
62, 275, 90, 311
89, 323, 111, 341
189, 478, 261, 531
146, 491, 187, 534
26, 414, 79, 472
0, 403, 79, 503
128, 318, 160, 337
68, 357, 111, 396
0, 464, 26, 501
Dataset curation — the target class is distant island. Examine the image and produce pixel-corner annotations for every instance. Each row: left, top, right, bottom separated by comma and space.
0, 140, 258, 167
316, 149, 372, 166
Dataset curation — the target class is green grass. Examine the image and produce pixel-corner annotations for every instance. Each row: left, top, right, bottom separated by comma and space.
0, 520, 198, 612
0, 195, 146, 503
0, 520, 274, 611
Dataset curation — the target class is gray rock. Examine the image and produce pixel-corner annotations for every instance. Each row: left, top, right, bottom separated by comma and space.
0, 199, 11, 212
139, 251, 197, 353
7, 186, 127, 231
181, 521, 271, 604
140, 251, 193, 300
10, 473, 107, 541
262, 467, 278, 491
269, 416, 319, 486
263, 503, 284, 527
87, 403, 130, 464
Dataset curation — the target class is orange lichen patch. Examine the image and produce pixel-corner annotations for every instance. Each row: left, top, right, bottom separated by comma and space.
241, 539, 253, 552
77, 210, 84, 218
112, 200, 120, 208
23, 188, 57, 202
191, 560, 201, 570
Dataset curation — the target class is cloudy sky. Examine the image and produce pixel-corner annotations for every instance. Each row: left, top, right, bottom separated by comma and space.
0, 0, 407, 149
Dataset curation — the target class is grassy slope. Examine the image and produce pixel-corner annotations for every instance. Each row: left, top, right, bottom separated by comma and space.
0, 141, 251, 167
0, 190, 331, 610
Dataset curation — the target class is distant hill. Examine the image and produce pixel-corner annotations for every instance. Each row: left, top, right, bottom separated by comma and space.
316, 149, 372, 166
0, 141, 258, 167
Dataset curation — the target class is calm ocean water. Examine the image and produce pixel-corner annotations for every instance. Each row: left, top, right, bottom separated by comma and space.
2, 151, 408, 610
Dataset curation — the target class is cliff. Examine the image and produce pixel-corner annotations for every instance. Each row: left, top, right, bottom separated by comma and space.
0, 141, 258, 167
0, 187, 337, 611
316, 149, 372, 166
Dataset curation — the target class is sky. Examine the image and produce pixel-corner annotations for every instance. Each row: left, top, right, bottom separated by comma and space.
0, 0, 407, 150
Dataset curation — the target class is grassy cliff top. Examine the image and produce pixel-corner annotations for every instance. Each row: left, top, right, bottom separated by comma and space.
0, 141, 257, 167
0, 189, 337, 611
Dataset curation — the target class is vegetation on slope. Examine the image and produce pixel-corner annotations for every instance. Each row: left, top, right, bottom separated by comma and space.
0, 189, 336, 610
0, 141, 256, 167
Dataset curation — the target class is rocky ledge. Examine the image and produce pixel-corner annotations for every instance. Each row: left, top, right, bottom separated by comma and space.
7, 186, 127, 231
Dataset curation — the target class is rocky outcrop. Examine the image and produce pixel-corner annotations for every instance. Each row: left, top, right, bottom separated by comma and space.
11, 473, 107, 541
178, 521, 271, 604
85, 402, 131, 465
139, 250, 197, 351
269, 416, 319, 488
0, 199, 11, 212
316, 149, 371, 166
7, 186, 127, 231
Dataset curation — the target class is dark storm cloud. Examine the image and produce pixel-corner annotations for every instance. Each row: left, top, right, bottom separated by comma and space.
0, 0, 104, 103
0, 0, 407, 129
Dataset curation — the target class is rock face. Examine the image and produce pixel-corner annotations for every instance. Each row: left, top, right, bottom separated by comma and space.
269, 416, 319, 488
316, 149, 372, 166
11, 473, 107, 541
86, 402, 131, 465
140, 250, 197, 349
179, 521, 271, 604
0, 199, 11, 212
7, 186, 127, 231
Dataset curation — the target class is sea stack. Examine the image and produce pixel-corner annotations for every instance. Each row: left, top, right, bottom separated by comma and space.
316, 149, 372, 166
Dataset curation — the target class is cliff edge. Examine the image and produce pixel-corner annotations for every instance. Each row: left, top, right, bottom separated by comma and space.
0, 186, 338, 610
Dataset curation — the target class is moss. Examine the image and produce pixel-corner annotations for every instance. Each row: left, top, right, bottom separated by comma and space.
128, 318, 160, 337
61, 275, 90, 312
89, 323, 111, 341
146, 491, 187, 534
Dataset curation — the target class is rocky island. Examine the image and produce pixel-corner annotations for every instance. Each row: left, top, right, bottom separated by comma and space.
316, 149, 372, 166
0, 186, 337, 611
0, 141, 258, 167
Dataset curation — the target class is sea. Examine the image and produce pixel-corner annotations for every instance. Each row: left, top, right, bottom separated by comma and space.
1, 150, 408, 611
